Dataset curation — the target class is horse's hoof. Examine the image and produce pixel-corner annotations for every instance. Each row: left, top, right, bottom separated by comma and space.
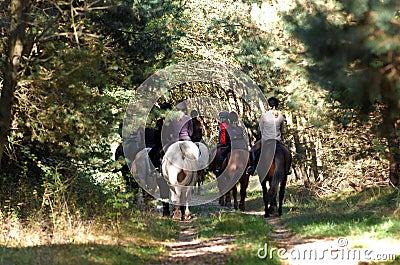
172, 210, 182, 220
172, 215, 181, 221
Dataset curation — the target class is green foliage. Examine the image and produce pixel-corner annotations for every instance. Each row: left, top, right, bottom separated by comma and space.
106, 191, 135, 223
284, 0, 400, 128
89, 0, 186, 84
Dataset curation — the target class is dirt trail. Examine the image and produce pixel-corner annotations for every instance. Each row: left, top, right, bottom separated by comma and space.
266, 216, 315, 249
154, 203, 325, 265
154, 201, 236, 265
158, 222, 235, 265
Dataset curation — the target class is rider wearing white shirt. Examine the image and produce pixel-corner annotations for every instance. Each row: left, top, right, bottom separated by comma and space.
259, 106, 284, 142
247, 97, 291, 176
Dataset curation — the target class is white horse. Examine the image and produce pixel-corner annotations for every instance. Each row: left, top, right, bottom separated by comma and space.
162, 141, 208, 220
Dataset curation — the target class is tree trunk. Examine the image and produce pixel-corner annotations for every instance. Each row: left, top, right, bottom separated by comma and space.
309, 130, 320, 181
0, 0, 30, 169
291, 113, 308, 182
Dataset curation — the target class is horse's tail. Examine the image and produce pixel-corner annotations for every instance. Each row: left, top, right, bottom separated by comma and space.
180, 142, 200, 173
182, 142, 209, 184
271, 145, 286, 188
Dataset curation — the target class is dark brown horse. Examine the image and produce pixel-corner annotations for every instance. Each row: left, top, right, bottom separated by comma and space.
258, 142, 291, 217
219, 151, 250, 211
210, 146, 250, 211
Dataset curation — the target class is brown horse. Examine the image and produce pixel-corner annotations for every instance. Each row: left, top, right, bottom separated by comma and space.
219, 151, 250, 211
258, 142, 291, 217
210, 146, 250, 211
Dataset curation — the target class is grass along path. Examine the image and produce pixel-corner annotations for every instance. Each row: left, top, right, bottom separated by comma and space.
276, 185, 400, 265
1, 183, 398, 265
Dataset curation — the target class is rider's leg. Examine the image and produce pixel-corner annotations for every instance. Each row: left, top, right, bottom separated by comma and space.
247, 139, 261, 175
215, 145, 231, 175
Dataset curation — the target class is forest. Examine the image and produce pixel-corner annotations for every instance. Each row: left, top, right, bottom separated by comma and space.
0, 0, 399, 264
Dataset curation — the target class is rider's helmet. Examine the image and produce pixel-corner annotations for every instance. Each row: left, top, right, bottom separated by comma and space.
176, 101, 187, 112
190, 109, 198, 118
228, 111, 239, 123
218, 110, 229, 120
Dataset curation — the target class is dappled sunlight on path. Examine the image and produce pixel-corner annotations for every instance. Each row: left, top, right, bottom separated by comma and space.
152, 200, 236, 265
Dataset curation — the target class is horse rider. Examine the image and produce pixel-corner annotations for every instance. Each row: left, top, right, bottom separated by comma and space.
190, 109, 203, 143
214, 110, 229, 175
220, 111, 247, 162
148, 118, 164, 170
215, 111, 248, 174
217, 110, 229, 148
163, 101, 193, 147
158, 101, 194, 215
247, 97, 291, 176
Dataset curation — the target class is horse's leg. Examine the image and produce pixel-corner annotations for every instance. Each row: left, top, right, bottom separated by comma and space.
179, 187, 186, 220
261, 178, 270, 217
225, 189, 232, 207
217, 174, 224, 205
162, 202, 170, 217
180, 205, 185, 220
184, 188, 191, 220
156, 177, 170, 216
278, 175, 288, 216
219, 196, 225, 206
239, 173, 250, 211
199, 171, 205, 195
269, 188, 278, 215
218, 175, 226, 206
196, 170, 204, 195
171, 187, 182, 220
266, 178, 279, 218
232, 185, 238, 210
